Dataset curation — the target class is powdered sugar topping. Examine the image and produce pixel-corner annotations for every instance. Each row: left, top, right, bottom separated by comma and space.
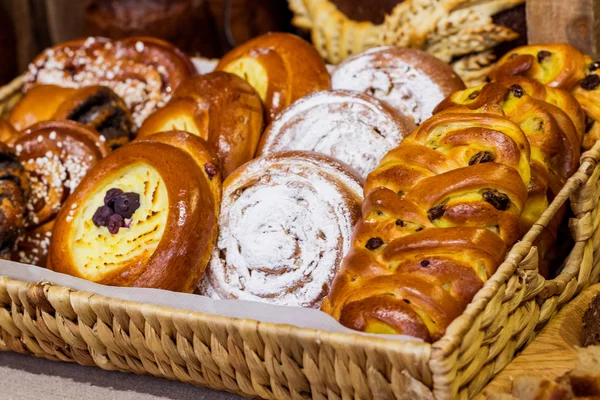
332, 46, 445, 124
261, 90, 412, 178
199, 153, 363, 308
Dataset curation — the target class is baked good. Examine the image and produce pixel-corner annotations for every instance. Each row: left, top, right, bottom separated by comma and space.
10, 85, 133, 149
48, 131, 221, 292
570, 346, 600, 397
322, 108, 531, 340
198, 151, 363, 308
137, 71, 264, 177
289, 0, 524, 86
331, 46, 465, 125
216, 32, 331, 123
510, 376, 574, 400
0, 119, 18, 144
490, 43, 600, 149
0, 143, 29, 259
13, 120, 109, 229
583, 294, 600, 347
11, 220, 54, 267
258, 89, 414, 178
24, 37, 196, 130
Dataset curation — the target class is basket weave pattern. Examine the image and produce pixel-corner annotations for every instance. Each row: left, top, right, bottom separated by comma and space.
1, 75, 600, 399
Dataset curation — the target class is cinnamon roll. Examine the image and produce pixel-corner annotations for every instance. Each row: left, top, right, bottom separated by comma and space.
216, 32, 331, 123
331, 46, 465, 125
138, 71, 264, 177
199, 151, 363, 308
0, 143, 29, 258
49, 131, 220, 292
24, 37, 196, 130
14, 120, 109, 228
258, 90, 414, 178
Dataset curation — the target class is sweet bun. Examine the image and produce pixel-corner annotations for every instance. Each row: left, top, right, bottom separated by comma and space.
258, 89, 414, 178
331, 46, 465, 124
137, 72, 264, 177
0, 143, 29, 258
216, 32, 331, 122
24, 37, 196, 130
14, 120, 109, 228
49, 131, 220, 292
8, 85, 75, 131
199, 151, 363, 308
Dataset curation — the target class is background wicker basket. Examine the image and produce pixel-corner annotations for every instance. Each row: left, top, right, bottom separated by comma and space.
1, 69, 600, 399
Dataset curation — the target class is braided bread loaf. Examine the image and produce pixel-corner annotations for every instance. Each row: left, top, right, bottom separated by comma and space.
323, 107, 532, 340
435, 79, 583, 276
490, 43, 599, 149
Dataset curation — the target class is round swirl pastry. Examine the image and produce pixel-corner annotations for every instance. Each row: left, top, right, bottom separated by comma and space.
137, 71, 264, 177
323, 109, 531, 340
10, 85, 134, 150
331, 46, 465, 125
0, 119, 18, 145
216, 32, 331, 123
24, 37, 196, 130
14, 120, 109, 228
49, 131, 221, 292
0, 143, 29, 258
199, 151, 363, 308
258, 89, 414, 178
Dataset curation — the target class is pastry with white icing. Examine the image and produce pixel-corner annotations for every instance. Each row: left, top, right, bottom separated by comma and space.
331, 46, 465, 124
198, 151, 363, 308
258, 89, 414, 178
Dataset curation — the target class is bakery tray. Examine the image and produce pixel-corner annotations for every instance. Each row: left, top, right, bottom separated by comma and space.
1, 71, 600, 399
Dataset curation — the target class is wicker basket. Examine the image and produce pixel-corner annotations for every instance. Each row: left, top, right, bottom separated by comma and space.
1, 74, 600, 400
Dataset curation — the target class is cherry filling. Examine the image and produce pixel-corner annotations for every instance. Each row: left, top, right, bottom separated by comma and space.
92, 188, 140, 234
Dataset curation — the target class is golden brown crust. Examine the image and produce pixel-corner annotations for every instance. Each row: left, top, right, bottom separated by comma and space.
14, 120, 109, 228
9, 85, 75, 131
49, 133, 220, 292
0, 119, 19, 145
323, 107, 530, 340
52, 86, 133, 150
216, 32, 331, 123
137, 72, 264, 177
24, 37, 196, 130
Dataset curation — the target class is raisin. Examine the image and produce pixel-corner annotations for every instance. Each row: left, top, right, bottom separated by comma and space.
397, 190, 405, 197
204, 162, 218, 180
92, 205, 114, 227
107, 213, 124, 234
509, 84, 524, 98
483, 191, 510, 211
427, 205, 446, 221
581, 74, 600, 90
467, 90, 481, 100
420, 260, 430, 267
537, 50, 551, 63
469, 151, 495, 165
395, 219, 405, 227
509, 53, 519, 60
590, 61, 600, 72
104, 188, 123, 207
113, 192, 141, 219
365, 237, 384, 250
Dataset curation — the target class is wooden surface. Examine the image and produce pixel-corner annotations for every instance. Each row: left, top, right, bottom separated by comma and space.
477, 284, 600, 398
527, 0, 600, 58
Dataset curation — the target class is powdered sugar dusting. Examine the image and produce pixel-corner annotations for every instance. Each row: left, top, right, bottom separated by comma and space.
199, 152, 363, 308
261, 90, 412, 178
331, 46, 445, 124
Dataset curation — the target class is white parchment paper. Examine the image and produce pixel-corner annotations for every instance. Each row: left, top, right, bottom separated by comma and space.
0, 259, 419, 342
